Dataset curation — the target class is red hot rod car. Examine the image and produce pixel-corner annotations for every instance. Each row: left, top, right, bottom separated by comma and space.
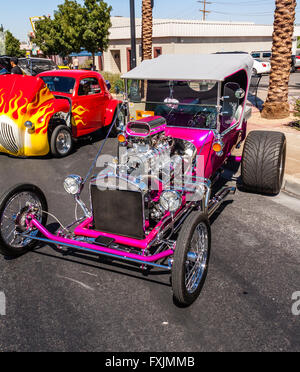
0, 70, 123, 157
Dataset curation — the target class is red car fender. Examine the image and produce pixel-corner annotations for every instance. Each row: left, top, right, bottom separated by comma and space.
104, 99, 122, 127
50, 98, 70, 116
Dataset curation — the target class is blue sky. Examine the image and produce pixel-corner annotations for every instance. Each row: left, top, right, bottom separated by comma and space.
0, 0, 298, 42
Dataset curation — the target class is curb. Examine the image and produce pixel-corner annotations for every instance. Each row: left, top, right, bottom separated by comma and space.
283, 175, 300, 198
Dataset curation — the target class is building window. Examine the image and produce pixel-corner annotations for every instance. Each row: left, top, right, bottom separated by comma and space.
263, 52, 271, 58
154, 47, 162, 58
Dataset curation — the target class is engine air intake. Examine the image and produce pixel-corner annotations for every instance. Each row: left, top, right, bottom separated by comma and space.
126, 116, 166, 137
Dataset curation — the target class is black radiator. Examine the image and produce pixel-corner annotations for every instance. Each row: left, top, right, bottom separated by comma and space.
91, 185, 145, 240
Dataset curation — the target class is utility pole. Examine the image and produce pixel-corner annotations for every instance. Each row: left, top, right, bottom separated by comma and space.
198, 0, 212, 21
129, 0, 137, 69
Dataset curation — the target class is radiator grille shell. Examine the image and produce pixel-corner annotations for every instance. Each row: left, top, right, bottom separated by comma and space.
91, 184, 146, 240
0, 119, 20, 154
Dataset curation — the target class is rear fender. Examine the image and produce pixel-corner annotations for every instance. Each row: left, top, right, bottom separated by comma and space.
104, 99, 122, 127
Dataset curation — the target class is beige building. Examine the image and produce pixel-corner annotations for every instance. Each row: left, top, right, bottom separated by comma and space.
101, 16, 300, 74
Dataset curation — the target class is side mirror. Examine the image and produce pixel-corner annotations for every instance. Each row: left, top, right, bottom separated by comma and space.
105, 80, 111, 91
235, 88, 245, 99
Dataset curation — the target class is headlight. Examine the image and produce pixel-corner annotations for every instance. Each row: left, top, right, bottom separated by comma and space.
24, 121, 34, 129
63, 175, 83, 195
194, 184, 206, 201
160, 190, 182, 213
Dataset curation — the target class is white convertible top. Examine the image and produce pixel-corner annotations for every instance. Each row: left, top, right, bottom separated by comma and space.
122, 54, 254, 82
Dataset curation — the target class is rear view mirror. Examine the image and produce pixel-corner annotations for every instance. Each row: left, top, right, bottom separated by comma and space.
235, 88, 245, 99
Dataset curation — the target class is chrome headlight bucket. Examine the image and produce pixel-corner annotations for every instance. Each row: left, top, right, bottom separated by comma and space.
194, 184, 206, 201
63, 175, 83, 195
160, 190, 182, 214
24, 121, 34, 129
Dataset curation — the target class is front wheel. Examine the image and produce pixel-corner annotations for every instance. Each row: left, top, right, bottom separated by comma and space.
172, 212, 211, 306
0, 184, 48, 257
50, 125, 73, 157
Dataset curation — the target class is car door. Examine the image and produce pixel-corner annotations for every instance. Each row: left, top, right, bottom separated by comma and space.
72, 76, 106, 137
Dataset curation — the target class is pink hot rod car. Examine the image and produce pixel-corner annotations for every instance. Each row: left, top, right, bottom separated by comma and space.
0, 55, 286, 306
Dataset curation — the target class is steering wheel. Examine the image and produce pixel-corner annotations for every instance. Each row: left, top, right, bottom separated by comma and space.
188, 112, 207, 128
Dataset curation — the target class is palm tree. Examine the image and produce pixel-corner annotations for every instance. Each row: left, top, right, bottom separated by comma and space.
142, 0, 153, 60
261, 0, 297, 119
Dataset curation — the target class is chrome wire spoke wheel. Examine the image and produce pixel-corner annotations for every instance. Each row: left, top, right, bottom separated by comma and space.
56, 130, 72, 155
0, 184, 48, 257
172, 212, 211, 306
185, 222, 209, 294
0, 192, 42, 249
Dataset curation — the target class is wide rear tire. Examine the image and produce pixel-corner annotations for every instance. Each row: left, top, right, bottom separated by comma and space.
0, 184, 48, 257
241, 130, 286, 195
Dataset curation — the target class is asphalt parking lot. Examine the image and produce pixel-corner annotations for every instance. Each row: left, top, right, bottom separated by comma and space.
0, 134, 299, 352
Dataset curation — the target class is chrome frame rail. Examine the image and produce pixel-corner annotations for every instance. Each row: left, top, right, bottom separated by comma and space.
21, 234, 171, 270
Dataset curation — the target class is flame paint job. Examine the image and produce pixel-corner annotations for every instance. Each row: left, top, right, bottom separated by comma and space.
0, 75, 69, 156
0, 71, 121, 157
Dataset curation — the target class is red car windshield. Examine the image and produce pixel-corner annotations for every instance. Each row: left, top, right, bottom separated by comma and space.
41, 76, 76, 94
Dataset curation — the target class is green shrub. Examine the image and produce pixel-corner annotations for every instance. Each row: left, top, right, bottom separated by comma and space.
291, 99, 300, 130
101, 72, 124, 94
294, 98, 300, 120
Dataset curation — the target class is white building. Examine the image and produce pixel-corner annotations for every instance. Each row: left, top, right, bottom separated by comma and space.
101, 16, 300, 74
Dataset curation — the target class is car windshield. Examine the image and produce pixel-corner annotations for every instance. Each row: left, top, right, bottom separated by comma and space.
41, 76, 76, 94
126, 79, 219, 129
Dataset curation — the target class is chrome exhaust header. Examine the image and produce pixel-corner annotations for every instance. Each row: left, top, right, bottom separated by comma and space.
207, 186, 236, 218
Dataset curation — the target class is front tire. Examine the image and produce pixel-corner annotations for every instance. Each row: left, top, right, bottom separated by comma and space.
172, 212, 211, 306
0, 184, 48, 257
241, 130, 286, 195
50, 125, 73, 157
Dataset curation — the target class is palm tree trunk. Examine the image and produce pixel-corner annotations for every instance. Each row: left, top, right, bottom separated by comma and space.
261, 0, 296, 119
142, 0, 153, 60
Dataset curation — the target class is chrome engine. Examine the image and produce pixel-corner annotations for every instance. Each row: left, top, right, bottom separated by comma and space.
92, 116, 201, 239
118, 117, 197, 185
